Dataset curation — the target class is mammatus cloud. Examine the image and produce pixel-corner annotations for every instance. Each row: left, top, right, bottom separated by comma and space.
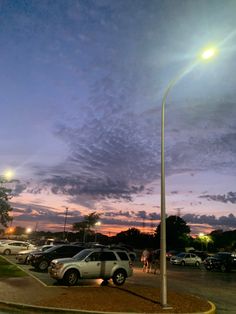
199, 191, 236, 204
44, 175, 144, 201
27, 99, 236, 207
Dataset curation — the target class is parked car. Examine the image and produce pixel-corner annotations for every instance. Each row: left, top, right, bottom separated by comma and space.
15, 245, 54, 264
108, 245, 137, 261
29, 244, 85, 271
0, 240, 36, 255
49, 248, 133, 286
193, 251, 209, 261
170, 252, 202, 266
166, 250, 179, 260
204, 252, 236, 272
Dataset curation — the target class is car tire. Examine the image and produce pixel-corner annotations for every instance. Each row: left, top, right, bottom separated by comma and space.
205, 264, 212, 271
37, 260, 49, 271
180, 261, 185, 266
220, 264, 227, 272
3, 249, 11, 255
112, 269, 126, 286
195, 261, 200, 267
63, 269, 79, 286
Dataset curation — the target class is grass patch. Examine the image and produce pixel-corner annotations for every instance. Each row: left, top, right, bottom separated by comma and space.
0, 256, 28, 278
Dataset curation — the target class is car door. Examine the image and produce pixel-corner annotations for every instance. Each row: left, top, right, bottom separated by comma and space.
184, 253, 191, 264
8, 242, 26, 254
189, 253, 197, 265
100, 251, 118, 277
81, 252, 103, 278
81, 251, 117, 279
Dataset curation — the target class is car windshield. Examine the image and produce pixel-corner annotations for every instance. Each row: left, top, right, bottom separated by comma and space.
73, 249, 92, 261
176, 253, 185, 258
215, 253, 230, 259
39, 245, 61, 253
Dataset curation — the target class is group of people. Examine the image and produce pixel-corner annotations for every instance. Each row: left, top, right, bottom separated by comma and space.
141, 248, 160, 274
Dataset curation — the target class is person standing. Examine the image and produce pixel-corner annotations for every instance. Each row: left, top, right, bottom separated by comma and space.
141, 248, 152, 273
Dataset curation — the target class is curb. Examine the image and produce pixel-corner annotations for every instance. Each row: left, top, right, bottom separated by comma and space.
0, 300, 216, 314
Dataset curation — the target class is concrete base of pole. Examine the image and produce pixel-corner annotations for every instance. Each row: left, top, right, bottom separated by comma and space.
161, 304, 173, 310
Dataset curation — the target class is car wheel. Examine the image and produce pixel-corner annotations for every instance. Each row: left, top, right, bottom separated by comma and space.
38, 260, 49, 271
63, 269, 79, 286
220, 264, 227, 272
180, 261, 185, 266
112, 269, 126, 286
3, 249, 11, 255
205, 264, 212, 271
195, 261, 200, 267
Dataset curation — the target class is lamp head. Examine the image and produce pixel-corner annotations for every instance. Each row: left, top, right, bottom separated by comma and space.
3, 169, 14, 181
200, 47, 217, 60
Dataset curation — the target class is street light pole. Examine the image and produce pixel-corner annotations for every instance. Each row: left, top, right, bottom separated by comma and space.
159, 47, 217, 308
160, 76, 180, 308
63, 207, 68, 240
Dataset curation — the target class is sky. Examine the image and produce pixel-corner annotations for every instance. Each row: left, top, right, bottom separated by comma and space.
1, 0, 236, 236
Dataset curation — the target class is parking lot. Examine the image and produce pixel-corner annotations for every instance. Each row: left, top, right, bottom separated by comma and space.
5, 255, 111, 287
3, 254, 236, 313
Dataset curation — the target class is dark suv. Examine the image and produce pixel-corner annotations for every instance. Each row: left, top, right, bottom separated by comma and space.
204, 252, 236, 272
29, 244, 85, 271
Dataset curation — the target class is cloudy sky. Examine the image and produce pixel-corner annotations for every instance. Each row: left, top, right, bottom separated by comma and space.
1, 0, 236, 236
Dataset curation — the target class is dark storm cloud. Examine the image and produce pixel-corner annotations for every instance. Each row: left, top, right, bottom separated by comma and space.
5, 180, 27, 196
11, 202, 82, 225
165, 101, 236, 176
103, 211, 131, 218
44, 175, 144, 201
199, 191, 236, 204
183, 213, 236, 228
44, 98, 236, 203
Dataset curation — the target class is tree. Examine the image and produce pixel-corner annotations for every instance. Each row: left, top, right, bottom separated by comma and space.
0, 185, 13, 227
155, 215, 191, 249
73, 212, 100, 242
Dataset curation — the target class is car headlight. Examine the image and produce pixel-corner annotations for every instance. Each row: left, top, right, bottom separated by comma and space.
55, 263, 63, 270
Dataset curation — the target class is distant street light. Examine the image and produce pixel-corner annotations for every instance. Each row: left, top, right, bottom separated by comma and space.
160, 47, 217, 308
198, 233, 205, 250
198, 233, 211, 250
3, 169, 14, 181
95, 221, 101, 242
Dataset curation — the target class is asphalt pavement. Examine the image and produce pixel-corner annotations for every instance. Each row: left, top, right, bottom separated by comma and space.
4, 255, 236, 314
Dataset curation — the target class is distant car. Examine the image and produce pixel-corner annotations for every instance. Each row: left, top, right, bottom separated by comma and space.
49, 248, 133, 286
170, 252, 202, 266
0, 240, 36, 255
166, 250, 179, 260
29, 244, 85, 271
16, 245, 54, 264
204, 252, 236, 272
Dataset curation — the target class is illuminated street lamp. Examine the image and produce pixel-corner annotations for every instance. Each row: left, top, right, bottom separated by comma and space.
95, 221, 101, 242
3, 169, 14, 181
198, 232, 211, 250
160, 47, 217, 308
26, 227, 32, 234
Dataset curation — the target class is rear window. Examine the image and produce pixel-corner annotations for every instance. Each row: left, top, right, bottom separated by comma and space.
116, 251, 129, 261
100, 251, 117, 261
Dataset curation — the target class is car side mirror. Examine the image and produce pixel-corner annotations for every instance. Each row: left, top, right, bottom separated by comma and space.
85, 257, 90, 262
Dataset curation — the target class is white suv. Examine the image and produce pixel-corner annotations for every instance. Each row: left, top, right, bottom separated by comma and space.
48, 248, 133, 286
